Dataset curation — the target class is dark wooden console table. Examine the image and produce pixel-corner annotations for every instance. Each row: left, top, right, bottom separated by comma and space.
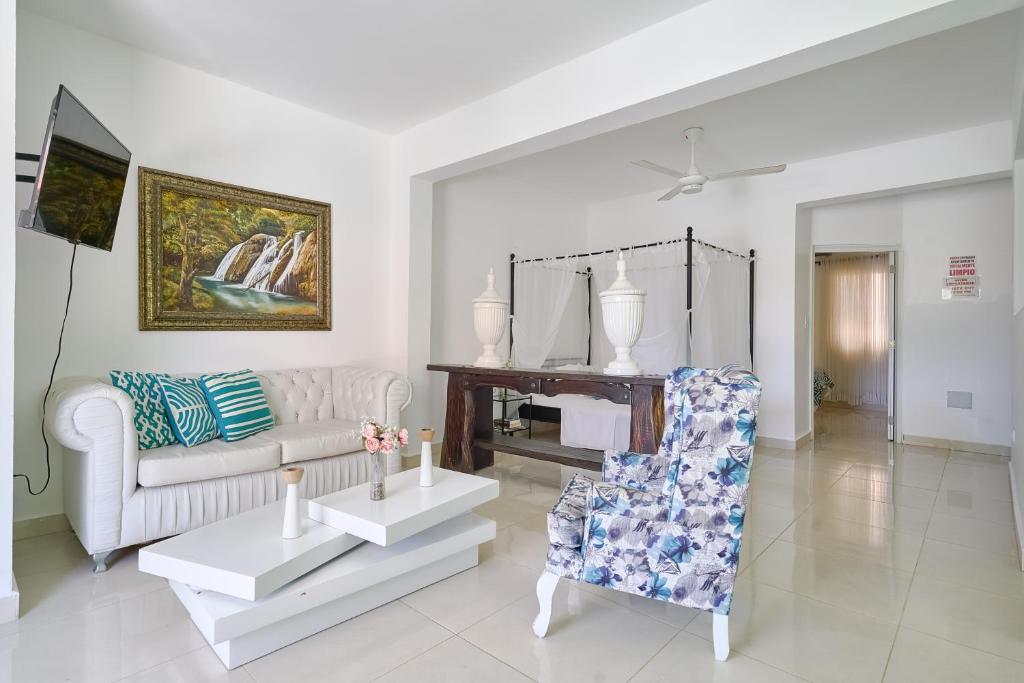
427, 364, 665, 473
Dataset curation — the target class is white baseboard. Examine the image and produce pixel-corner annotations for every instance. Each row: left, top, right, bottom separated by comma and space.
13, 513, 70, 541
1010, 462, 1024, 572
901, 434, 1010, 458
0, 578, 19, 624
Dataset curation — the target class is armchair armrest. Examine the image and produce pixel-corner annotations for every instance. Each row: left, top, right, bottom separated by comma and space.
45, 377, 139, 554
601, 450, 672, 493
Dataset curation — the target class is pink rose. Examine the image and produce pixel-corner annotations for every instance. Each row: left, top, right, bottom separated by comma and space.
362, 423, 377, 439
381, 435, 396, 454
364, 436, 380, 454
398, 428, 409, 446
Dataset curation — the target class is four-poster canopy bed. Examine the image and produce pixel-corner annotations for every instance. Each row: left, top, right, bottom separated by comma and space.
506, 226, 755, 453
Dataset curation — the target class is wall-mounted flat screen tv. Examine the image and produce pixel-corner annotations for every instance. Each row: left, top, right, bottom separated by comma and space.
19, 85, 131, 251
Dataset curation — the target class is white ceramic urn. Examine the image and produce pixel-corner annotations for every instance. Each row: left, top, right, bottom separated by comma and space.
472, 267, 508, 368
600, 253, 646, 375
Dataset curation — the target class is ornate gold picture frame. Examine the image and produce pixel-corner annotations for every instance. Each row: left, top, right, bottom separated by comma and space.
139, 167, 331, 331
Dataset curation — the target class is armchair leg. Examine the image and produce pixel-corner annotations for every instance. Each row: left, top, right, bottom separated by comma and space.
532, 571, 560, 638
713, 613, 729, 661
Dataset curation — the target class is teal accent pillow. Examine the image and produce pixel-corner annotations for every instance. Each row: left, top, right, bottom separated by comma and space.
199, 369, 275, 442
109, 371, 177, 450
155, 375, 220, 447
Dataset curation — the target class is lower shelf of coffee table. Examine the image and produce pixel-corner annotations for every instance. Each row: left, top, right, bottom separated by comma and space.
171, 513, 495, 669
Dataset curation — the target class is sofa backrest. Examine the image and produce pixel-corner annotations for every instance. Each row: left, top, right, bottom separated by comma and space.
257, 368, 334, 424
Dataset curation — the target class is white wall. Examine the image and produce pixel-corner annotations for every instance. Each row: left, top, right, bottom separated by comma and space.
1, 0, 19, 623
582, 124, 1011, 445
812, 180, 1014, 449
13, 12, 392, 521
429, 172, 588, 432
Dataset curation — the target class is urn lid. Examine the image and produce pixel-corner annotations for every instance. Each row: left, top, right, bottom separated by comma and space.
473, 268, 508, 305
600, 253, 646, 298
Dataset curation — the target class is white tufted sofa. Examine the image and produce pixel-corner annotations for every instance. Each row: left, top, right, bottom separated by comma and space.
46, 366, 412, 571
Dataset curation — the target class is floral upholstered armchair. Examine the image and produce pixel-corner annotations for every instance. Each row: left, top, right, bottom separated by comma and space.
532, 365, 762, 662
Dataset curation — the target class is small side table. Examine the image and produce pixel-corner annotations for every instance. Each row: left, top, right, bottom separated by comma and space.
493, 388, 532, 438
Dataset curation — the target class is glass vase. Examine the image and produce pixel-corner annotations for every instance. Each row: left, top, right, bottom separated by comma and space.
370, 450, 386, 501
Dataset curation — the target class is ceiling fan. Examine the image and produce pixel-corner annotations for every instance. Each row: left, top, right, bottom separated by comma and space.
631, 127, 786, 200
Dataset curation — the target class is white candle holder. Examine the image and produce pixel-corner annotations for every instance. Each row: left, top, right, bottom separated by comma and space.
281, 466, 304, 539
473, 267, 508, 368
600, 253, 646, 376
418, 428, 435, 487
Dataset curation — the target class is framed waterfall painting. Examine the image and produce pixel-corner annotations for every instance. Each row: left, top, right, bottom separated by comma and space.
138, 168, 331, 330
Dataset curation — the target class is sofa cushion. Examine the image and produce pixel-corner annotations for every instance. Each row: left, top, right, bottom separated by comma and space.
155, 375, 220, 447
200, 369, 275, 441
137, 435, 282, 487
260, 419, 363, 464
109, 371, 177, 450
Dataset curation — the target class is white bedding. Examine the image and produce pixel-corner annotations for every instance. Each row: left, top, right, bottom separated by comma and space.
531, 393, 631, 452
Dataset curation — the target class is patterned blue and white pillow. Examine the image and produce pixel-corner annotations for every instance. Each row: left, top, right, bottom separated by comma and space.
155, 376, 219, 447
199, 369, 274, 442
109, 371, 177, 450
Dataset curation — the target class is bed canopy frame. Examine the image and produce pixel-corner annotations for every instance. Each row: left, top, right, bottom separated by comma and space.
508, 226, 756, 369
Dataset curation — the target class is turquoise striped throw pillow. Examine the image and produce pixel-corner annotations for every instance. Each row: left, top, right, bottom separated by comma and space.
155, 376, 219, 447
199, 370, 275, 442
110, 371, 178, 450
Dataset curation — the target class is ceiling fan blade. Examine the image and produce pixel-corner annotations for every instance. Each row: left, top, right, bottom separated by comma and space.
657, 186, 684, 201
708, 164, 787, 181
631, 159, 686, 179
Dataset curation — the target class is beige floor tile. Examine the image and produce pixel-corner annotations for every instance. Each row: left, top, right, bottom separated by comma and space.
915, 538, 1024, 600
462, 582, 677, 683
744, 540, 912, 622
14, 547, 168, 630
939, 463, 1012, 502
746, 477, 831, 513
2, 587, 205, 682
883, 627, 1024, 682
781, 514, 923, 572
12, 530, 90, 577
902, 575, 1024, 663
685, 578, 898, 683
806, 492, 931, 536
931, 485, 1016, 524
743, 500, 799, 539
576, 581, 701, 629
845, 461, 945, 490
474, 496, 548, 530
122, 645, 256, 682
925, 512, 1020, 558
831, 476, 937, 510
483, 512, 549, 569
948, 451, 1011, 468
401, 554, 538, 632
631, 630, 799, 682
374, 636, 533, 683
736, 532, 775, 575
244, 600, 450, 683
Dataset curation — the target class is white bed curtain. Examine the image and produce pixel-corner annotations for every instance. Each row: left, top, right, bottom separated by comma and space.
814, 254, 889, 406
511, 258, 582, 368
589, 244, 688, 375
690, 244, 751, 369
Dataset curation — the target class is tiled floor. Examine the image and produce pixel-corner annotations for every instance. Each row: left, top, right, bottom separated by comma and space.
3, 408, 1022, 682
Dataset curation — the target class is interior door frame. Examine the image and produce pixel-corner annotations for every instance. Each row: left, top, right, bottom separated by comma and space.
808, 243, 902, 443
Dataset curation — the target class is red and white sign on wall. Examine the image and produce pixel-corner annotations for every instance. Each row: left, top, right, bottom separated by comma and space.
942, 255, 979, 299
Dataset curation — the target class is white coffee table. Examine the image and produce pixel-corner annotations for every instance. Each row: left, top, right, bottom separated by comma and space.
139, 466, 499, 669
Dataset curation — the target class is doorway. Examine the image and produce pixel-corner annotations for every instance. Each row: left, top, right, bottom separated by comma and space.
812, 250, 897, 442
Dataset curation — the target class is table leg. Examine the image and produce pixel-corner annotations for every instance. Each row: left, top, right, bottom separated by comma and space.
441, 373, 467, 472
467, 386, 494, 470
629, 384, 664, 453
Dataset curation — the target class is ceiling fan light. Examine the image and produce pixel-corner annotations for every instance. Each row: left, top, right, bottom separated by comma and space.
681, 184, 703, 194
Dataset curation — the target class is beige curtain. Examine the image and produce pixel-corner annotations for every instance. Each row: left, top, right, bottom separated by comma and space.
815, 254, 890, 407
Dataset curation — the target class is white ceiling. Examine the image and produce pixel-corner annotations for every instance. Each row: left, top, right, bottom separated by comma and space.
483, 13, 1021, 202
19, 0, 707, 132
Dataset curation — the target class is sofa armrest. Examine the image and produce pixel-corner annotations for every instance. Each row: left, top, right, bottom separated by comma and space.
331, 367, 413, 428
45, 377, 138, 554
